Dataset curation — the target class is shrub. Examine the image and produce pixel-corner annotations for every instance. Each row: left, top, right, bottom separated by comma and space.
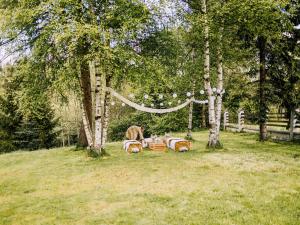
0, 130, 16, 153
108, 109, 189, 141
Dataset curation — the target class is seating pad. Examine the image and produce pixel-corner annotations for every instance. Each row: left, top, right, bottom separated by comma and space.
167, 138, 191, 152
123, 140, 143, 153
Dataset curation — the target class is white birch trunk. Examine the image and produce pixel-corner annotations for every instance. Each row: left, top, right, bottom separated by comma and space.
187, 80, 196, 138
94, 61, 104, 149
77, 62, 95, 150
202, 0, 218, 147
81, 102, 94, 147
101, 28, 113, 147
215, 28, 224, 141
101, 76, 112, 147
289, 109, 295, 141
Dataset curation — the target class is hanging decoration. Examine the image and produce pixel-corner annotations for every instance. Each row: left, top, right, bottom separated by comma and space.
194, 99, 209, 104
108, 88, 195, 114
108, 88, 212, 114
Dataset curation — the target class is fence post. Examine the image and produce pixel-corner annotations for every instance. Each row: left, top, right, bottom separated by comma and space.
223, 111, 229, 130
289, 109, 296, 141
238, 110, 245, 132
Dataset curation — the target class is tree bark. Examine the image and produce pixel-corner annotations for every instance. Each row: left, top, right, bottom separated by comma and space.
81, 101, 93, 147
215, 28, 224, 141
187, 81, 196, 138
78, 63, 93, 147
94, 61, 104, 150
202, 0, 218, 148
201, 104, 206, 128
101, 74, 112, 147
258, 36, 268, 141
289, 109, 295, 141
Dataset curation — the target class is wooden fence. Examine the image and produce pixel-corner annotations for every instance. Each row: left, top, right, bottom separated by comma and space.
224, 110, 300, 141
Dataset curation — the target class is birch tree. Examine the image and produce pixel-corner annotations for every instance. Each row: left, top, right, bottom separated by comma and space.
202, 0, 219, 147
94, 61, 104, 149
0, 0, 150, 155
215, 26, 224, 141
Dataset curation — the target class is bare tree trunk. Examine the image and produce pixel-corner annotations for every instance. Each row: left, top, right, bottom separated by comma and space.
187, 81, 196, 138
201, 105, 206, 128
101, 74, 112, 147
289, 109, 295, 141
81, 102, 93, 147
78, 63, 93, 147
94, 61, 104, 150
215, 28, 224, 141
258, 36, 268, 141
202, 0, 218, 148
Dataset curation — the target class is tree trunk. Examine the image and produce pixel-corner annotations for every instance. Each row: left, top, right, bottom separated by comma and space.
202, 0, 218, 148
187, 82, 196, 138
289, 109, 295, 141
101, 74, 112, 147
78, 63, 93, 147
94, 61, 104, 150
201, 104, 206, 128
258, 36, 268, 141
81, 102, 93, 147
215, 28, 224, 141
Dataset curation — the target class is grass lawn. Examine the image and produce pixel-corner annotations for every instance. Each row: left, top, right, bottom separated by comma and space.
0, 131, 299, 225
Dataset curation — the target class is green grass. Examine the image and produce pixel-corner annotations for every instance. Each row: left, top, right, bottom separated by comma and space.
0, 131, 299, 225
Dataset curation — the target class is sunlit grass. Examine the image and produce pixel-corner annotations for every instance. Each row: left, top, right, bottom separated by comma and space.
0, 131, 299, 225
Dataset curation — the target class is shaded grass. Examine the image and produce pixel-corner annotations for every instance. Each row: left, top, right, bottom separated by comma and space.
0, 131, 299, 225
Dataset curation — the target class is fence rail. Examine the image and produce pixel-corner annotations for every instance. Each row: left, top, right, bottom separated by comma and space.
224, 109, 300, 141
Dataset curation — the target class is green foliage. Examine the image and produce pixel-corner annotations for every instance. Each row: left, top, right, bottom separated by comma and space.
0, 130, 16, 153
0, 68, 23, 153
0, 64, 59, 152
14, 103, 59, 150
108, 109, 189, 141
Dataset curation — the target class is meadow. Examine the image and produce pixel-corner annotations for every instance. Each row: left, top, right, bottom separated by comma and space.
0, 131, 299, 225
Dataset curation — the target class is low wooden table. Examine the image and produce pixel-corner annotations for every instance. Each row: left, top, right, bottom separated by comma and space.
149, 143, 167, 152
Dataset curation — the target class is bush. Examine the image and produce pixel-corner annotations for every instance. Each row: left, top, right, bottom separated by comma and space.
108, 109, 189, 141
0, 130, 16, 153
